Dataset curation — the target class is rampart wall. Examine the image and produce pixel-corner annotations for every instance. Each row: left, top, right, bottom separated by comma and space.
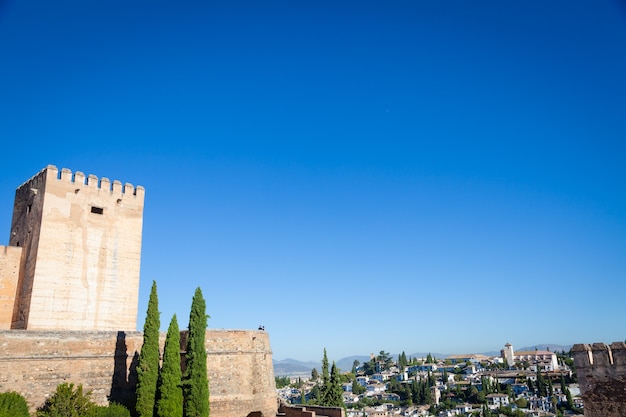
572, 342, 626, 417
0, 246, 22, 328
0, 329, 277, 417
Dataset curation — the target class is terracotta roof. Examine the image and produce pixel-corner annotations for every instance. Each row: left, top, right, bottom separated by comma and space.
515, 350, 555, 356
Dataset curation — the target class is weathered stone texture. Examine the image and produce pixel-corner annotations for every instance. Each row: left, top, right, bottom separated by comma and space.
0, 329, 277, 417
0, 246, 22, 328
8, 165, 144, 331
572, 342, 626, 417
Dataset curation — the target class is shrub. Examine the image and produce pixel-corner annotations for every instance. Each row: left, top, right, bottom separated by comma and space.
37, 383, 94, 417
86, 402, 131, 417
0, 391, 30, 417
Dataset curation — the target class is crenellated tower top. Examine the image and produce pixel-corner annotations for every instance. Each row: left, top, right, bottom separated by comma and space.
17, 165, 145, 200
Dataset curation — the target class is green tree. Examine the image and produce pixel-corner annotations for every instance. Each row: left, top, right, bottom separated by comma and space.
309, 385, 320, 402
86, 403, 131, 417
351, 377, 365, 395
183, 287, 210, 417
136, 281, 161, 417
322, 349, 329, 381
326, 362, 344, 407
515, 397, 528, 408
362, 359, 376, 375
37, 383, 95, 417
377, 350, 393, 370
566, 387, 574, 409
559, 374, 566, 393
274, 376, 290, 388
466, 386, 479, 404
548, 377, 554, 396
536, 368, 547, 397
0, 391, 30, 417
399, 351, 408, 369
311, 368, 319, 381
156, 314, 183, 417
319, 348, 330, 403
351, 360, 359, 374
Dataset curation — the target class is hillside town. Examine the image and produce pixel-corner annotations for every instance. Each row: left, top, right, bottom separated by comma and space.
277, 344, 584, 417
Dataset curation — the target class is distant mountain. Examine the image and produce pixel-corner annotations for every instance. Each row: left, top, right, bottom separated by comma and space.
336, 356, 371, 373
273, 358, 319, 377
516, 344, 572, 353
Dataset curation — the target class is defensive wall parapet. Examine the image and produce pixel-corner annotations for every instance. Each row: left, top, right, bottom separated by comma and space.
572, 342, 626, 417
0, 329, 277, 417
16, 165, 145, 199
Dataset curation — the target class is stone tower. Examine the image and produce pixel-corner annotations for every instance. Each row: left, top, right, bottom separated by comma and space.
502, 342, 514, 367
1, 165, 144, 330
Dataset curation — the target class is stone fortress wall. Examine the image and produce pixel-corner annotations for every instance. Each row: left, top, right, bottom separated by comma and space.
6, 165, 145, 330
572, 342, 626, 417
0, 166, 277, 417
0, 329, 276, 417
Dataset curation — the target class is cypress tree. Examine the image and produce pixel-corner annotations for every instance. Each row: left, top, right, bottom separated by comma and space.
156, 314, 183, 417
183, 287, 210, 417
319, 348, 330, 405
136, 281, 160, 417
327, 362, 344, 407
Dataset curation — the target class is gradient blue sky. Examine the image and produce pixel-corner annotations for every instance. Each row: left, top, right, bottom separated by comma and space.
1, 0, 625, 362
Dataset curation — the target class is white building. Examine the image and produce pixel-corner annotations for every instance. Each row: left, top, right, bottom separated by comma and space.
501, 343, 559, 371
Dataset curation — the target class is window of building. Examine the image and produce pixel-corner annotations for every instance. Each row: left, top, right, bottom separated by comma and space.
91, 206, 104, 215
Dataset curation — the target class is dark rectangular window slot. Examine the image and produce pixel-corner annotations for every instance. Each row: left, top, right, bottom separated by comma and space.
91, 206, 104, 215
26, 204, 32, 214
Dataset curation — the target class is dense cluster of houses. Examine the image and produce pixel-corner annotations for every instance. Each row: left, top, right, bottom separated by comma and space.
277, 344, 584, 417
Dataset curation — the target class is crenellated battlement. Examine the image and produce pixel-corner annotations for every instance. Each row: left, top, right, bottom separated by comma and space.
572, 342, 626, 368
17, 165, 144, 199
572, 341, 626, 417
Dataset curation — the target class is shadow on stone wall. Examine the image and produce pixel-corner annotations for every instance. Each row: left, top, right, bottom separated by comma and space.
109, 331, 139, 411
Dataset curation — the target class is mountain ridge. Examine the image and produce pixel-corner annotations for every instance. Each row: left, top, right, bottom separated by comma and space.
273, 344, 573, 376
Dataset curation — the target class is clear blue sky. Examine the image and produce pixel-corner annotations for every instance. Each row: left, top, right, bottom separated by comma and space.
1, 0, 625, 362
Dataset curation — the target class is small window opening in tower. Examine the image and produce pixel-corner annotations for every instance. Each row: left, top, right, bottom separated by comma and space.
91, 206, 104, 215
26, 204, 32, 214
